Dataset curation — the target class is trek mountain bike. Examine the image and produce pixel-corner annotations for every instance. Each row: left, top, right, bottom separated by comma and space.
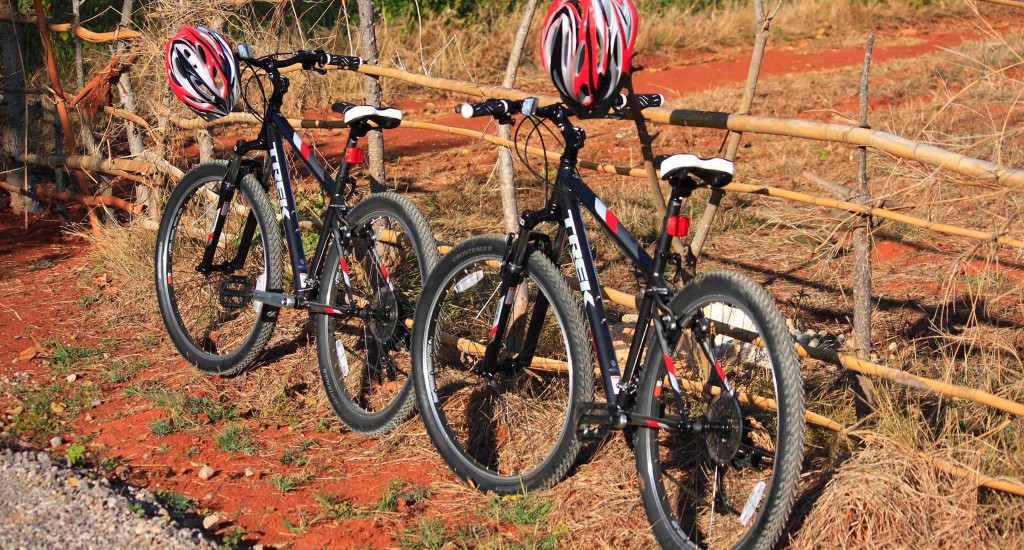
410, 96, 805, 549
154, 45, 438, 435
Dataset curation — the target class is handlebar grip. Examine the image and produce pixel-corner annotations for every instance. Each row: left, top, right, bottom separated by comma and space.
615, 93, 664, 111
326, 54, 362, 69
458, 99, 523, 119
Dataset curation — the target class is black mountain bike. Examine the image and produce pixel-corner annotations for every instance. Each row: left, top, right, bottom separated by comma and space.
155, 44, 438, 435
411, 97, 805, 549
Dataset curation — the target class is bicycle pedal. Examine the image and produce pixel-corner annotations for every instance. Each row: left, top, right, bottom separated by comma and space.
576, 402, 621, 441
219, 275, 252, 308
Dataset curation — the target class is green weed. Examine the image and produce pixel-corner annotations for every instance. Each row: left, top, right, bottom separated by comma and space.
489, 494, 552, 526
270, 473, 313, 494
103, 358, 150, 384
47, 340, 99, 374
214, 424, 257, 455
154, 489, 190, 515
147, 418, 174, 437
379, 480, 430, 512
314, 492, 367, 520
65, 442, 87, 467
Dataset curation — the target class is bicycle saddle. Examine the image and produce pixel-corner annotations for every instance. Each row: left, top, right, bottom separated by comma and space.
657, 154, 734, 187
330, 102, 403, 129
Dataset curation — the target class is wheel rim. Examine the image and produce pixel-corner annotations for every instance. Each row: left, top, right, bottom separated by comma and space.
165, 177, 270, 359
422, 253, 576, 483
651, 295, 782, 549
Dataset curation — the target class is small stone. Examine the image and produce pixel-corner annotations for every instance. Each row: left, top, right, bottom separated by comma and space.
91, 399, 102, 407
254, 545, 264, 550
142, 452, 152, 459
244, 467, 255, 478
65, 373, 77, 383
621, 313, 639, 324
202, 514, 220, 530
198, 465, 215, 480
888, 342, 898, 352
203, 492, 213, 501
49, 436, 62, 448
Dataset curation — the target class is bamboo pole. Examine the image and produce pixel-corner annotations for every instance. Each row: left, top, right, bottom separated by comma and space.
0, 13, 141, 42
0, 180, 139, 213
16, 153, 161, 176
979, 0, 1024, 9
163, 111, 1024, 249
690, 0, 777, 258
342, 64, 1024, 190
708, 320, 1024, 417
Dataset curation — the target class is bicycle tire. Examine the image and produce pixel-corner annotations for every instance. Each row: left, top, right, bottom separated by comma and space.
635, 270, 805, 550
411, 235, 595, 494
314, 192, 439, 435
154, 161, 284, 376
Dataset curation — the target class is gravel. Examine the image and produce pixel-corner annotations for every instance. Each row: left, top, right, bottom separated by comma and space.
0, 447, 214, 549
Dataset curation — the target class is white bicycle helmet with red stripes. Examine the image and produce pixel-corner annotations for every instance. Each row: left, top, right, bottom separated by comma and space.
539, 0, 638, 113
165, 26, 241, 121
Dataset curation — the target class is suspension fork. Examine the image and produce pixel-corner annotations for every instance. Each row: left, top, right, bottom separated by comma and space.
478, 203, 563, 376
197, 155, 245, 274
513, 224, 568, 368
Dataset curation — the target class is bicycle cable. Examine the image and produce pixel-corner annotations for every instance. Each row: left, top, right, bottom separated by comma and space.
512, 114, 563, 205
240, 64, 268, 123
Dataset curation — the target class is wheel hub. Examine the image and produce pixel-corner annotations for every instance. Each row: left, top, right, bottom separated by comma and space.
704, 393, 742, 465
369, 287, 399, 342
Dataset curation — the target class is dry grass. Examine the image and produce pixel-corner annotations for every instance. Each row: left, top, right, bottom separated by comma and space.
793, 436, 1022, 549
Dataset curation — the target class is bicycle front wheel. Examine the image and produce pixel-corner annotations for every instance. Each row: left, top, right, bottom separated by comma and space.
154, 161, 284, 376
411, 235, 595, 494
315, 192, 439, 436
635, 271, 805, 550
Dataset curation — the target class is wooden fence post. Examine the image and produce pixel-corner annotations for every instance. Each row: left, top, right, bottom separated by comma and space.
0, 0, 32, 214
689, 0, 777, 258
357, 0, 386, 193
851, 33, 878, 414
496, 0, 538, 235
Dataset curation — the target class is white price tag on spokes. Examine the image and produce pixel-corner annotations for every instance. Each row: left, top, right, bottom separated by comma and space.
336, 341, 350, 377
454, 270, 484, 293
740, 480, 767, 526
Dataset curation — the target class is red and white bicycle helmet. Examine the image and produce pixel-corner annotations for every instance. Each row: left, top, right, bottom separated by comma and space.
165, 26, 240, 121
539, 0, 638, 112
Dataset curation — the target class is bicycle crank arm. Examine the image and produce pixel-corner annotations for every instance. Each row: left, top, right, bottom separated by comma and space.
251, 289, 298, 308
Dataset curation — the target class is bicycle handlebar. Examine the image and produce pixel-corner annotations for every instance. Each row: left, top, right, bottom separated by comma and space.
458, 93, 663, 121
241, 48, 363, 73
458, 99, 527, 119
613, 93, 664, 111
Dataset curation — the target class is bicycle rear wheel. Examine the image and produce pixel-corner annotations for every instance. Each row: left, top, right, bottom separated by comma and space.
411, 235, 594, 493
635, 271, 804, 550
315, 192, 439, 435
154, 161, 284, 376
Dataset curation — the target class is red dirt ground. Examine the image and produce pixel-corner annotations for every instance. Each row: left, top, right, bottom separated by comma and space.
3, 13, 1024, 549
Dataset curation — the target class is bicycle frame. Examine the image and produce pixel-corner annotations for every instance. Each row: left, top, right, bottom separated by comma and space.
195, 69, 386, 315
482, 106, 730, 421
